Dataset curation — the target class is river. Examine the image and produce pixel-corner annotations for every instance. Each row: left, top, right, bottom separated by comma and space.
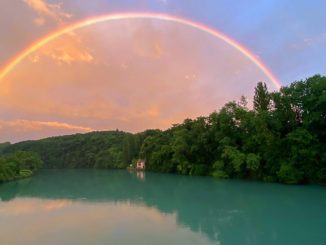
0, 170, 325, 245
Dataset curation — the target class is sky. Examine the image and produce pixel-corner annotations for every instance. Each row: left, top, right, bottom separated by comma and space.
0, 0, 325, 143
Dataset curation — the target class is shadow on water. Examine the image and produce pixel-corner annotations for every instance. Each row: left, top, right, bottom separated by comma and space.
1, 169, 326, 244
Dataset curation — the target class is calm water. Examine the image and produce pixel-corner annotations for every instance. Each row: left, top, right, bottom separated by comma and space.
0, 170, 325, 245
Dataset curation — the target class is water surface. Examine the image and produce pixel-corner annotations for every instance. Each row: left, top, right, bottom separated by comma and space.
0, 170, 325, 245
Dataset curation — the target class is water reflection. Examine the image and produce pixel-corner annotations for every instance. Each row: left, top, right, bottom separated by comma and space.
136, 170, 145, 181
0, 198, 215, 245
0, 170, 326, 245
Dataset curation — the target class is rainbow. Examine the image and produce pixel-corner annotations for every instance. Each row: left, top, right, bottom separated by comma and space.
0, 12, 281, 89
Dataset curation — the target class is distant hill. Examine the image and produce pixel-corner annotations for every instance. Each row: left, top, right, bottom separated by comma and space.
2, 130, 160, 169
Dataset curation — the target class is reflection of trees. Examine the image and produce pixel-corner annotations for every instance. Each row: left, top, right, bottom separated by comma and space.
0, 170, 325, 245
0, 181, 19, 201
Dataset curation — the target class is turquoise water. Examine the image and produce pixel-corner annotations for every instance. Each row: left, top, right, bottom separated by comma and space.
0, 170, 325, 245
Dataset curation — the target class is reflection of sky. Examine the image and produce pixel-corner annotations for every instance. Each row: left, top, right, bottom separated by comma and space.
0, 198, 218, 245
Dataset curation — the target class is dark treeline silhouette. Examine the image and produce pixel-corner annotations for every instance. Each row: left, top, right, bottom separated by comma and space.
1, 75, 325, 184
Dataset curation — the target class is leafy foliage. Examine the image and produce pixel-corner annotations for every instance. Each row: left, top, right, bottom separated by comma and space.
254, 82, 271, 112
138, 75, 326, 184
0, 151, 43, 182
2, 130, 159, 170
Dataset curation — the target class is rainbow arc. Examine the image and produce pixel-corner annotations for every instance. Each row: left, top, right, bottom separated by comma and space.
0, 12, 281, 89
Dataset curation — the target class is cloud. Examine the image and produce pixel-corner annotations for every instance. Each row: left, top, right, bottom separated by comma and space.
0, 120, 94, 143
132, 22, 164, 59
28, 32, 95, 65
158, 0, 168, 4
47, 49, 94, 65
0, 120, 94, 132
23, 0, 72, 25
291, 33, 326, 49
33, 17, 46, 26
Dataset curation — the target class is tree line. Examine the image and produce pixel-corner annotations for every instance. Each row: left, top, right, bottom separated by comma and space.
1, 130, 158, 170
1, 75, 325, 184
139, 75, 325, 184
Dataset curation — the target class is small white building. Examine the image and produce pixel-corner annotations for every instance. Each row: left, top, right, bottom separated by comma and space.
136, 160, 145, 170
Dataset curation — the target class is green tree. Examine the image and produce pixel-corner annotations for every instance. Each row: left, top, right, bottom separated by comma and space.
254, 82, 270, 112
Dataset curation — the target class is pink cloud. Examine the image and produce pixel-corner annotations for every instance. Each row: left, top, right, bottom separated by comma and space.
0, 120, 93, 143
23, 0, 72, 25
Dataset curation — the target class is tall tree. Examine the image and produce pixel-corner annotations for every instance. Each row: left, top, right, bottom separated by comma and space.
254, 82, 270, 112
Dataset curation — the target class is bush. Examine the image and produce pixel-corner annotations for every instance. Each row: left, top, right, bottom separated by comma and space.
212, 170, 229, 179
19, 169, 33, 178
0, 151, 42, 183
189, 164, 208, 176
277, 164, 304, 184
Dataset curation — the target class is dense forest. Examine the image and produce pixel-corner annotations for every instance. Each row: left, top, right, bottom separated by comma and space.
0, 151, 43, 182
0, 75, 325, 184
1, 130, 159, 169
